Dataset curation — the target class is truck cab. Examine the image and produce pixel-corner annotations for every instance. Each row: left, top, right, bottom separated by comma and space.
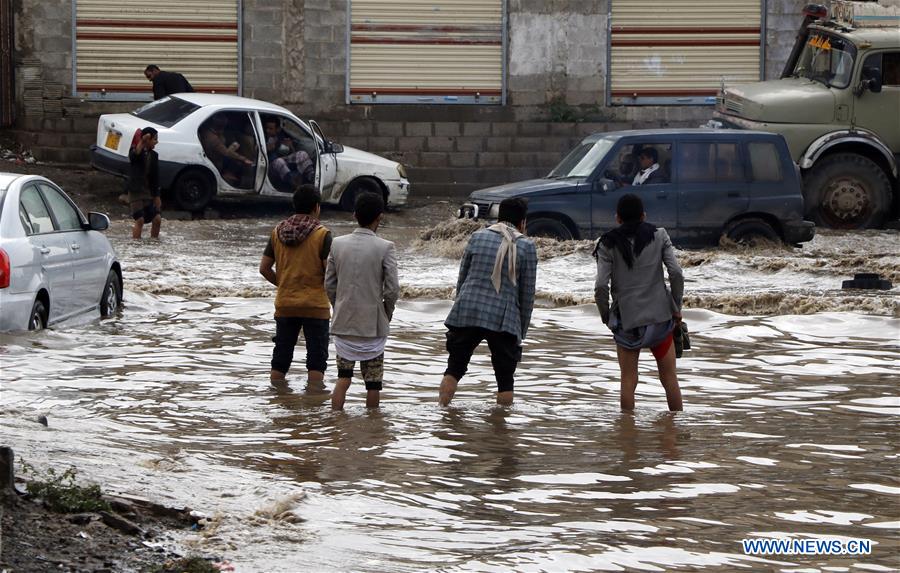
713, 1, 900, 229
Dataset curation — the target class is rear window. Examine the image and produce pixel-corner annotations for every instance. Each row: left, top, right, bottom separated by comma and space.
131, 96, 200, 128
748, 142, 783, 182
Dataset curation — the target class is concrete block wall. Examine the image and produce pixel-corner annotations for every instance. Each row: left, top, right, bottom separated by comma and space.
9, 1, 806, 195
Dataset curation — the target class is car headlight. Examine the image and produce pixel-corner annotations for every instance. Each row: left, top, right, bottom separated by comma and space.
488, 203, 500, 219
397, 164, 408, 179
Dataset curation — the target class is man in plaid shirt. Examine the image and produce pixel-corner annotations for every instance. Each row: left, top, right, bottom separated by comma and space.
439, 198, 538, 406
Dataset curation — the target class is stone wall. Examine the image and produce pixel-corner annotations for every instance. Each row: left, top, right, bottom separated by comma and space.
9, 1, 810, 196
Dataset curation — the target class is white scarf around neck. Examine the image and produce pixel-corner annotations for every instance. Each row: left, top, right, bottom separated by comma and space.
488, 222, 523, 293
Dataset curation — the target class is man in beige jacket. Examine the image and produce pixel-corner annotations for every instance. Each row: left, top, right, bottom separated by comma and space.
325, 193, 400, 410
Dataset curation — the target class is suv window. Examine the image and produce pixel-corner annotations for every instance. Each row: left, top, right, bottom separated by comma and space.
748, 142, 783, 182
677, 142, 744, 183
132, 96, 200, 128
606, 142, 673, 184
39, 183, 83, 231
20, 185, 54, 234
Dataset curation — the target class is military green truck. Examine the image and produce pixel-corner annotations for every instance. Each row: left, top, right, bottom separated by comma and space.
712, 0, 900, 229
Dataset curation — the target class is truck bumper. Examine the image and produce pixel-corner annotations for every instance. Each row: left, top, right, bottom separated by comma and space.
90, 145, 129, 178
784, 220, 816, 245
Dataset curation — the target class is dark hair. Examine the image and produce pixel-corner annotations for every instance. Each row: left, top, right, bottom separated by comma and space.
498, 197, 528, 227
292, 184, 321, 214
354, 192, 384, 227
144, 64, 160, 72
616, 193, 644, 224
639, 147, 658, 163
140, 126, 158, 138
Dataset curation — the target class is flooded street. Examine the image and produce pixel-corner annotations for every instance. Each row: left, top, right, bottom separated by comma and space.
1, 209, 899, 571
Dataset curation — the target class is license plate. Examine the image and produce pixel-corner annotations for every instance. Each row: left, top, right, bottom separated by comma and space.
104, 131, 121, 150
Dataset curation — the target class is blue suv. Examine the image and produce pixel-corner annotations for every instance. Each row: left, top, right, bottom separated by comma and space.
460, 129, 815, 247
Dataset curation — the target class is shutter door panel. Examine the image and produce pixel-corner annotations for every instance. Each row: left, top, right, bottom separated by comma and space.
349, 0, 504, 104
75, 0, 239, 98
610, 0, 761, 104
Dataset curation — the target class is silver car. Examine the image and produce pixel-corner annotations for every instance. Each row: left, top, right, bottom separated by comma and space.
0, 173, 122, 331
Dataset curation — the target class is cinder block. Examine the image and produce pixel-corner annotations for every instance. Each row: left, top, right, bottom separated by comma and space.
491, 123, 517, 136
485, 137, 512, 152
507, 152, 538, 167
456, 137, 484, 152
419, 152, 449, 167
512, 137, 542, 152
377, 122, 405, 136
396, 136, 426, 152
462, 123, 491, 136
426, 137, 455, 152
478, 152, 507, 168
518, 123, 549, 136
434, 122, 461, 136
405, 123, 433, 137
367, 136, 396, 151
448, 152, 477, 168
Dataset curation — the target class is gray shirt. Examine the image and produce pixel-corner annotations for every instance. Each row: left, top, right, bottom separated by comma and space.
594, 227, 683, 331
325, 228, 400, 338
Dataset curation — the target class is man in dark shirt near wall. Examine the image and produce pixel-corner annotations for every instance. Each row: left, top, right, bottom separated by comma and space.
144, 64, 194, 100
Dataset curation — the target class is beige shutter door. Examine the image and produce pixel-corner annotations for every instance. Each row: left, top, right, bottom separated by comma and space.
610, 0, 761, 104
349, 0, 504, 104
75, 0, 239, 98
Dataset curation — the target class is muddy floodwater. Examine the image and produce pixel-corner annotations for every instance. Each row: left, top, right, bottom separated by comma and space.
2, 209, 899, 572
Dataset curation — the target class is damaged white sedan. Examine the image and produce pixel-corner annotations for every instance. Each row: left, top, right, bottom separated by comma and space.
90, 93, 410, 212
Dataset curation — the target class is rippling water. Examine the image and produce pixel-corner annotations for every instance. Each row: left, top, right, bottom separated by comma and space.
1, 212, 898, 571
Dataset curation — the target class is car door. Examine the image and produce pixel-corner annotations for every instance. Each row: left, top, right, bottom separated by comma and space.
309, 120, 338, 199
19, 184, 76, 322
259, 115, 321, 197
676, 140, 750, 245
591, 139, 677, 237
853, 51, 900, 152
38, 182, 108, 313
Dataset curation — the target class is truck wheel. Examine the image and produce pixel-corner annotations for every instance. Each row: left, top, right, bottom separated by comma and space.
724, 217, 780, 246
526, 218, 573, 240
340, 178, 381, 212
804, 153, 891, 229
174, 170, 214, 212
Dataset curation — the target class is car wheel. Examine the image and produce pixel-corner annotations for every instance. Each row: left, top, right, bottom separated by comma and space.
174, 170, 215, 212
28, 299, 47, 331
526, 217, 573, 240
724, 217, 780, 246
100, 270, 121, 317
804, 153, 891, 229
340, 178, 382, 212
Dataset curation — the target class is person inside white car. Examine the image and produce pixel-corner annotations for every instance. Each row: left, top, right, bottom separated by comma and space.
263, 116, 316, 192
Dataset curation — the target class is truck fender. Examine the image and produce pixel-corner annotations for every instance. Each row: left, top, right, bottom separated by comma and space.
801, 130, 898, 177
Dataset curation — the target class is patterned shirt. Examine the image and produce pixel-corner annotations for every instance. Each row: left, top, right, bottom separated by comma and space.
445, 225, 538, 342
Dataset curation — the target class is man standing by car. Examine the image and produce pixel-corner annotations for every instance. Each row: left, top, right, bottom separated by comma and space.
259, 185, 333, 390
144, 64, 193, 100
439, 197, 537, 407
594, 193, 684, 411
128, 127, 162, 239
325, 193, 400, 410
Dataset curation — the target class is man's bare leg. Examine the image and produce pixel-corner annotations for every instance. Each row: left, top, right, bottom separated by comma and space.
366, 390, 380, 409
131, 219, 144, 239
331, 378, 351, 410
439, 374, 459, 406
306, 370, 326, 393
496, 391, 514, 406
150, 214, 161, 238
655, 345, 683, 411
616, 346, 640, 412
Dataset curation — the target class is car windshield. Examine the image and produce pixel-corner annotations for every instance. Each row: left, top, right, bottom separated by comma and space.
131, 96, 201, 128
548, 138, 616, 178
792, 32, 857, 89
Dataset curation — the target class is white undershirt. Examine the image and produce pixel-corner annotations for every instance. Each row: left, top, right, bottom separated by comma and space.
632, 163, 660, 186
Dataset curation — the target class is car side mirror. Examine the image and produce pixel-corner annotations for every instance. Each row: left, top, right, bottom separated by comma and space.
856, 66, 882, 95
87, 212, 110, 231
595, 177, 614, 194
326, 141, 344, 154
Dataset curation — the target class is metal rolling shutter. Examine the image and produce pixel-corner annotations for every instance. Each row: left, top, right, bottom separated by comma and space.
610, 0, 762, 105
349, 0, 505, 104
75, 0, 239, 99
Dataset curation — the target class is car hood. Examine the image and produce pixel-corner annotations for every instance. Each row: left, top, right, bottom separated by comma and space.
469, 178, 582, 201
720, 78, 836, 124
338, 145, 400, 171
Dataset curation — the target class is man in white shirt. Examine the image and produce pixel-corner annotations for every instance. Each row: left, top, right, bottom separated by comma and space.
631, 147, 667, 186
